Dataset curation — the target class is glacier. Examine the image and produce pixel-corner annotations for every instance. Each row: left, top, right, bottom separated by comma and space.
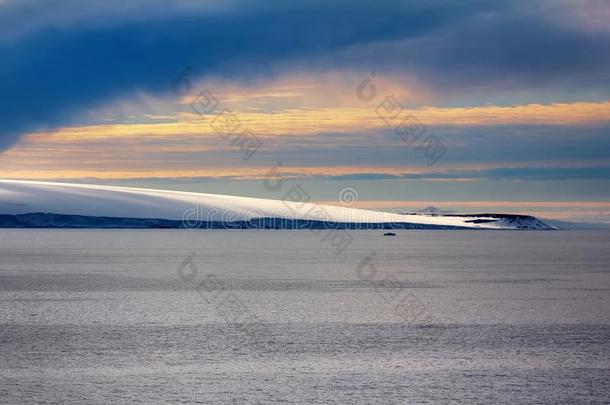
0, 180, 556, 230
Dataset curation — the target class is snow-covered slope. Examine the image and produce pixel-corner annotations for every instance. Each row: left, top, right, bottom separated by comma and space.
0, 180, 556, 229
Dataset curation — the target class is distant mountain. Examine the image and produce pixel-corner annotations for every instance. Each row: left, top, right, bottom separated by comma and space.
416, 206, 456, 216
0, 180, 557, 230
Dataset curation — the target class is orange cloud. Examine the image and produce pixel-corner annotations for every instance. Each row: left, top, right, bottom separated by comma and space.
2, 93, 609, 181
0, 165, 434, 180
22, 101, 610, 145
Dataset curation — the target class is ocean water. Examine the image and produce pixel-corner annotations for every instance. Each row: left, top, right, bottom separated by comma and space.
1, 229, 609, 404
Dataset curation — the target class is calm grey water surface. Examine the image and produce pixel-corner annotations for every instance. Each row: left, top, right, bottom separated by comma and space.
1, 230, 609, 404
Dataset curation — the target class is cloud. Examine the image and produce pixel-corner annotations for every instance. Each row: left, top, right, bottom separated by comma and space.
16, 100, 610, 143
541, 0, 610, 34
398, 166, 610, 181
0, 0, 462, 149
1, 0, 609, 151
3, 114, 610, 180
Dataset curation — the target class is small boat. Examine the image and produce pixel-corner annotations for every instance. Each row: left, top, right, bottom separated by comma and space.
383, 232, 396, 236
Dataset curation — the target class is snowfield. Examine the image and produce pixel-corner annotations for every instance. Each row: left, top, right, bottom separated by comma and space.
0, 180, 556, 229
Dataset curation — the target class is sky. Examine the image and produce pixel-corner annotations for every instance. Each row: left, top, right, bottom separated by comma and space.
1, 0, 609, 222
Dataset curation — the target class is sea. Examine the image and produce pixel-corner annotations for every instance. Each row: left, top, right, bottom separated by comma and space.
1, 229, 609, 404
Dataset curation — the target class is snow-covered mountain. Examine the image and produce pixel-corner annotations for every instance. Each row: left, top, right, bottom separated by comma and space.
0, 180, 556, 230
